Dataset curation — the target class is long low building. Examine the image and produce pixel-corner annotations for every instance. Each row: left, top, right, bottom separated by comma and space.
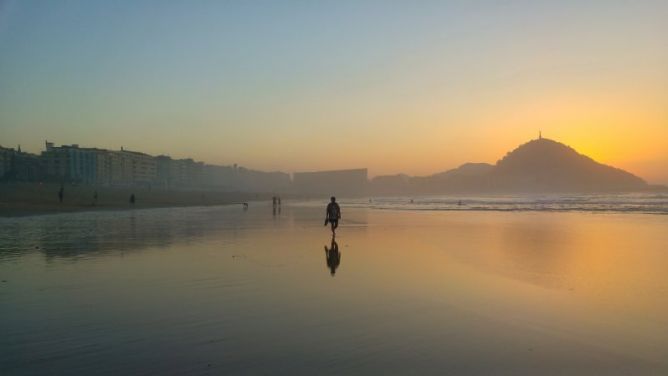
292, 168, 368, 197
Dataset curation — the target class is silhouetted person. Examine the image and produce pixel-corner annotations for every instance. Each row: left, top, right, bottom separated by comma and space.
324, 196, 341, 235
324, 237, 341, 276
272, 196, 277, 208
130, 193, 135, 205
58, 185, 64, 203
93, 191, 98, 206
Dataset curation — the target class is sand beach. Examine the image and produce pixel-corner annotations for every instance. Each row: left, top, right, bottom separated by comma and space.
0, 182, 272, 217
1, 202, 667, 374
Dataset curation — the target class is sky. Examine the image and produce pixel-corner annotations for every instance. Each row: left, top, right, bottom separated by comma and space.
0, 1, 666, 182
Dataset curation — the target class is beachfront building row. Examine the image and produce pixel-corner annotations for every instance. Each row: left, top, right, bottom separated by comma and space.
6, 141, 293, 192
0, 146, 12, 178
2, 142, 368, 195
43, 142, 158, 187
156, 156, 204, 188
0, 145, 43, 181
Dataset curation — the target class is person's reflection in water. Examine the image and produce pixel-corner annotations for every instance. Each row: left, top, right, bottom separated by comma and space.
324, 237, 341, 276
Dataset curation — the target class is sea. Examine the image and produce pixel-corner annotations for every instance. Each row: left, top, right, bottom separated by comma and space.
343, 193, 668, 214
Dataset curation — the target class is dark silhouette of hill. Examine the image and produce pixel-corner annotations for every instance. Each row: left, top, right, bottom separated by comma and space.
371, 138, 651, 194
489, 138, 646, 192
431, 163, 494, 180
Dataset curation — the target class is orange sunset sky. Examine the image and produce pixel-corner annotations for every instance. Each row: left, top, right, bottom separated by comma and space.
1, 1, 666, 183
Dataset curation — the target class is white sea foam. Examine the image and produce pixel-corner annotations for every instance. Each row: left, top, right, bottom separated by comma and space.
338, 194, 668, 214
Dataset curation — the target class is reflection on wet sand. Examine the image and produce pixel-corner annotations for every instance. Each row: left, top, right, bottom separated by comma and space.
440, 215, 578, 289
0, 204, 273, 261
324, 237, 341, 276
1, 204, 667, 375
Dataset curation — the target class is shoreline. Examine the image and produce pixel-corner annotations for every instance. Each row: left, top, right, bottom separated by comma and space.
0, 201, 254, 218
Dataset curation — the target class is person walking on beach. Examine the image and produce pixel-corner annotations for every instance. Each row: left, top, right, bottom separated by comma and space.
129, 193, 135, 205
324, 196, 341, 235
324, 237, 341, 276
58, 185, 64, 203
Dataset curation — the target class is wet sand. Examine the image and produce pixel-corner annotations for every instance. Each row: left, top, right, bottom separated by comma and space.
1, 203, 667, 374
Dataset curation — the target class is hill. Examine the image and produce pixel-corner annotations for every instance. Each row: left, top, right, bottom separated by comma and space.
370, 138, 650, 194
489, 138, 647, 192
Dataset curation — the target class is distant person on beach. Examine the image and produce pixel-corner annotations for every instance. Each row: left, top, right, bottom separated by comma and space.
324, 237, 341, 276
93, 191, 98, 206
324, 196, 341, 235
58, 185, 64, 203
130, 194, 135, 205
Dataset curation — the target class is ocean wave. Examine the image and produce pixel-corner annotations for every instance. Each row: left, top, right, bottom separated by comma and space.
341, 194, 668, 214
